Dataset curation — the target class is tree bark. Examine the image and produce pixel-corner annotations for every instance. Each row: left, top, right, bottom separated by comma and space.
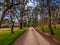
10, 16, 14, 33
0, 9, 7, 29
19, 9, 24, 29
11, 22, 14, 33
19, 22, 22, 29
48, 8, 54, 35
47, 0, 54, 35
0, 3, 24, 29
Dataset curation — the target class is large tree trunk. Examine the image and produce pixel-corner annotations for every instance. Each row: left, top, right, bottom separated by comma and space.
19, 17, 23, 29
0, 9, 6, 29
48, 8, 54, 35
19, 13, 23, 29
19, 22, 22, 29
47, 0, 54, 35
11, 21, 14, 33
0, 7, 11, 29
10, 16, 14, 33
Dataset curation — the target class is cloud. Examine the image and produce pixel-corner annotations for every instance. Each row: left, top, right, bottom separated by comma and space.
27, 1, 34, 7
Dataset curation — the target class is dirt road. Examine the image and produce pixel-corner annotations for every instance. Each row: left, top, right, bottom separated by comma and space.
12, 27, 60, 45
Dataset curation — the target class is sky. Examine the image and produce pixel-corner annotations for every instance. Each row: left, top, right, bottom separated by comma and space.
27, 0, 38, 7
0, 0, 60, 21
27, 0, 59, 7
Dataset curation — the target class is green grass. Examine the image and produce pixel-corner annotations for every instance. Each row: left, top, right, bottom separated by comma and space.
36, 25, 60, 40
0, 27, 28, 45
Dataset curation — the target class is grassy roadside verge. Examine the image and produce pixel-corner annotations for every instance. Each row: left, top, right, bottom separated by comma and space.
36, 25, 60, 41
0, 27, 28, 45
